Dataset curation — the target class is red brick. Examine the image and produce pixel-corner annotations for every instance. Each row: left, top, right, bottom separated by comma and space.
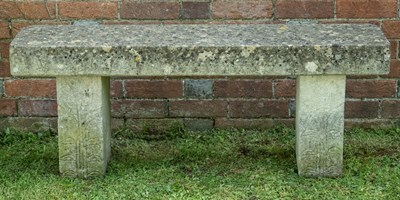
382, 59, 400, 78
275, 79, 296, 97
214, 80, 272, 98
390, 40, 398, 59
121, 1, 179, 19
275, 0, 334, 19
215, 118, 274, 129
0, 99, 17, 116
382, 21, 400, 39
0, 41, 10, 59
125, 80, 182, 98
0, 2, 23, 19
345, 101, 379, 118
111, 99, 167, 118
110, 80, 123, 98
18, 2, 56, 19
4, 79, 56, 98
229, 100, 289, 118
182, 2, 210, 19
0, 60, 10, 77
169, 100, 227, 117
0, 21, 9, 39
337, 0, 397, 18
381, 100, 400, 118
58, 2, 118, 19
213, 1, 273, 19
18, 100, 57, 117
346, 80, 397, 98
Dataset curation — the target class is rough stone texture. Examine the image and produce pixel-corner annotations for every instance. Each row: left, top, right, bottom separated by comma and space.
296, 75, 345, 177
10, 24, 389, 77
57, 76, 111, 178
183, 118, 214, 131
184, 79, 213, 99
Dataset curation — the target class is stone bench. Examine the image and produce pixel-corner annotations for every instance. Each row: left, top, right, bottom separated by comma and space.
10, 24, 389, 178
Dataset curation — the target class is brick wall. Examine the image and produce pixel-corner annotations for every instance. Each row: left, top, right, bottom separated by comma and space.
1, 0, 400, 132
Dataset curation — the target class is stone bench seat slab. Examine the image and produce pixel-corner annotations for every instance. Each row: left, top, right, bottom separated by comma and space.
11, 24, 389, 77
10, 24, 390, 178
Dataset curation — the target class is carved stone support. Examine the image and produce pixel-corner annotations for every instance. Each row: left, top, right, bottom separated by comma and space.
57, 76, 111, 178
296, 75, 345, 177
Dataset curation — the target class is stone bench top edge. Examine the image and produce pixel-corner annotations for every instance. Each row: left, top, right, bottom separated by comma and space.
10, 24, 390, 77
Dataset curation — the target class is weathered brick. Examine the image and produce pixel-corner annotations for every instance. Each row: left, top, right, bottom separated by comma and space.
390, 40, 398, 59
0, 60, 10, 77
382, 20, 400, 39
275, 0, 334, 19
182, 2, 210, 19
169, 100, 227, 117
0, 99, 17, 116
381, 100, 400, 118
121, 1, 179, 19
382, 59, 400, 78
110, 80, 123, 98
183, 118, 214, 131
336, 0, 397, 18
4, 79, 56, 98
126, 118, 183, 132
345, 101, 379, 118
18, 1, 56, 19
0, 21, 10, 39
274, 79, 296, 97
213, 1, 273, 19
0, 41, 10, 59
184, 79, 213, 99
0, 117, 58, 133
345, 119, 394, 129
215, 118, 274, 129
229, 100, 289, 118
125, 80, 182, 98
111, 99, 167, 118
0, 2, 23, 19
346, 80, 397, 98
18, 100, 57, 117
214, 80, 272, 98
58, 2, 118, 19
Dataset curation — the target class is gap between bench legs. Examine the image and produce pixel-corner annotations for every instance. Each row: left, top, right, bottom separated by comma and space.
295, 75, 346, 177
56, 76, 111, 178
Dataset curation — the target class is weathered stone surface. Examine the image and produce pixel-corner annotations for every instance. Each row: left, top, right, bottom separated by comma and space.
57, 76, 111, 178
11, 24, 389, 77
184, 79, 213, 99
296, 75, 345, 177
183, 118, 214, 131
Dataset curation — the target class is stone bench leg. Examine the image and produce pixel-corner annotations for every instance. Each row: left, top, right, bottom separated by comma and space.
57, 76, 111, 178
296, 75, 345, 177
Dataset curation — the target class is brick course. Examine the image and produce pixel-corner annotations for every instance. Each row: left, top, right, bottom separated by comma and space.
0, 1, 399, 130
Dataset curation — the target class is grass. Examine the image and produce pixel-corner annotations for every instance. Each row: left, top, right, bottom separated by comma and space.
0, 126, 399, 199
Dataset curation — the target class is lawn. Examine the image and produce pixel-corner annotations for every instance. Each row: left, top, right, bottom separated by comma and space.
0, 126, 399, 199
